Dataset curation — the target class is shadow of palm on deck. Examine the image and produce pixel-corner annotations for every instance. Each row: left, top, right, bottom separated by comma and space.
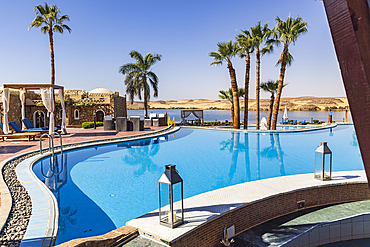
0, 145, 32, 154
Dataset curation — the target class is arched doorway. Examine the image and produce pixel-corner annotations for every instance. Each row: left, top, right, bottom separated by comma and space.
96, 110, 104, 122
33, 110, 46, 128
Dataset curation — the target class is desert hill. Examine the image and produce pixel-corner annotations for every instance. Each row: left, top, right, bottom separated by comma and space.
126, 97, 349, 111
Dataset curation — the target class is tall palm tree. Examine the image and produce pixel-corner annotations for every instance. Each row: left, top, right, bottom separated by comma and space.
219, 88, 245, 123
270, 16, 308, 130
28, 3, 71, 85
250, 21, 273, 130
260, 80, 286, 130
209, 41, 241, 129
119, 51, 162, 118
236, 30, 254, 129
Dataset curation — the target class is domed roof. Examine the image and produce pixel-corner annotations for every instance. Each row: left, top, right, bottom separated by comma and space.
89, 88, 113, 94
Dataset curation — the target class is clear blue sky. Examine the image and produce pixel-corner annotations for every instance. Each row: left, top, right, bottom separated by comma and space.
0, 0, 344, 100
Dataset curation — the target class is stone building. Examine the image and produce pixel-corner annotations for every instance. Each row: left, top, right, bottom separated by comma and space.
0, 87, 127, 132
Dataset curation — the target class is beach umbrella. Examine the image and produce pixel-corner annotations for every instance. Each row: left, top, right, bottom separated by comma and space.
283, 106, 288, 121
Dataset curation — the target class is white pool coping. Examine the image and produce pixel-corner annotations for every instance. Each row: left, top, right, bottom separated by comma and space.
126, 170, 368, 243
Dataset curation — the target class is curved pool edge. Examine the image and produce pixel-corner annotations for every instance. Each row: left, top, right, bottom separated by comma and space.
126, 170, 369, 246
1, 126, 179, 246
0, 160, 12, 233
181, 123, 338, 133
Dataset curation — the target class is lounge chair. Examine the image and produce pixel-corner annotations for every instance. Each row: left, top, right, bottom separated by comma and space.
291, 120, 298, 125
0, 123, 42, 141
280, 119, 289, 124
22, 118, 61, 131
299, 120, 307, 125
9, 122, 48, 133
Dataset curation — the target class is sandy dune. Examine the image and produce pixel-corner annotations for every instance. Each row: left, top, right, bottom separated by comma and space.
127, 97, 349, 111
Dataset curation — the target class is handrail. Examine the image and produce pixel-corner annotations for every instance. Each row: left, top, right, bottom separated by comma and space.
39, 132, 64, 178
40, 132, 63, 157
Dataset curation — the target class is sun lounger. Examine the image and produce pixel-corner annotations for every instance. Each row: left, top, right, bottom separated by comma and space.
0, 132, 42, 142
22, 119, 61, 131
280, 119, 289, 124
292, 120, 298, 125
0, 123, 43, 141
299, 120, 306, 125
9, 122, 48, 133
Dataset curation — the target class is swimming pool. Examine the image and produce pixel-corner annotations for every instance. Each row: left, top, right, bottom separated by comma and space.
32, 124, 362, 244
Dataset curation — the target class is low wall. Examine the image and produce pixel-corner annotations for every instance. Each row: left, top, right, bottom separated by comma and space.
172, 182, 370, 247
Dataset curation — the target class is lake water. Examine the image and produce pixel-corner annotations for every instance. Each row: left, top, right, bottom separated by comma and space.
128, 109, 352, 123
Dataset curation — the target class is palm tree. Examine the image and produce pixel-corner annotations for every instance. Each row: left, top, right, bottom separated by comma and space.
270, 16, 308, 130
119, 51, 162, 118
250, 21, 273, 130
28, 3, 71, 85
260, 80, 286, 129
219, 88, 245, 123
236, 30, 254, 129
209, 41, 241, 129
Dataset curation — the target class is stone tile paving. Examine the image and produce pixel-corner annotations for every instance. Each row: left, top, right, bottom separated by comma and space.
122, 236, 166, 247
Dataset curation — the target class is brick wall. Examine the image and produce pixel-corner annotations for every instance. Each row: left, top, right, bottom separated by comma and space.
172, 183, 370, 247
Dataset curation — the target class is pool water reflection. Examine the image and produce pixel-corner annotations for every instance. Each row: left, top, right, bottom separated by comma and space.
32, 125, 362, 244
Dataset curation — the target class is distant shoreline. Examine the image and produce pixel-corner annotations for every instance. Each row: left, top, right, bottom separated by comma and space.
127, 96, 349, 112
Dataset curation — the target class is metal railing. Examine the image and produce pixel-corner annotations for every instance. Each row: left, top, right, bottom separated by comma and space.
40, 132, 64, 178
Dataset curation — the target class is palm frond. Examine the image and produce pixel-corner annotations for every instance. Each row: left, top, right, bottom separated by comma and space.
275, 51, 294, 67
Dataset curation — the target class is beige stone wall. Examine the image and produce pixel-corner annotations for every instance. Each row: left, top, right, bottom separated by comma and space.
0, 90, 127, 129
112, 94, 127, 118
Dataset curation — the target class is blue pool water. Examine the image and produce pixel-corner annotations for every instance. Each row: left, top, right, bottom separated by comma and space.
32, 125, 362, 244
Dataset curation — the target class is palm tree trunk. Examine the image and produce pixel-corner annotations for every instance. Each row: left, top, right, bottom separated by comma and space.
48, 28, 55, 85
244, 54, 250, 129
256, 47, 260, 130
227, 62, 240, 129
144, 89, 148, 118
271, 45, 289, 130
231, 101, 234, 123
267, 94, 274, 130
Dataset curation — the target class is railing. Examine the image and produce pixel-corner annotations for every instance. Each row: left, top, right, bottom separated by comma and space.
40, 132, 64, 178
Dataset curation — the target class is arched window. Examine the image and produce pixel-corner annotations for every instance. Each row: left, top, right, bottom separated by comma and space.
74, 109, 79, 120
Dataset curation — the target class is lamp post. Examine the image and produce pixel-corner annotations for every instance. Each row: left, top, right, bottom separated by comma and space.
93, 110, 96, 129
314, 142, 332, 181
158, 165, 184, 228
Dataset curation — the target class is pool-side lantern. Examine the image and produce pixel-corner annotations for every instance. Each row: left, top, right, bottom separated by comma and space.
314, 142, 332, 181
158, 164, 184, 228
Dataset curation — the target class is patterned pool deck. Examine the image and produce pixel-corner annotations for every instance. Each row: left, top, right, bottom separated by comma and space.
126, 170, 368, 244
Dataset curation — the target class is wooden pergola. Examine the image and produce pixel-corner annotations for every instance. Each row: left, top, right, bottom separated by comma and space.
2, 83, 66, 134
3, 83, 64, 90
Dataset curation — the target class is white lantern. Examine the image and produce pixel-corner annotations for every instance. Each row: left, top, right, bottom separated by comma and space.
314, 142, 332, 181
158, 165, 184, 228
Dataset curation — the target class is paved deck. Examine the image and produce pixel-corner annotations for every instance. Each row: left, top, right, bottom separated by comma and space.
0, 126, 166, 163
126, 170, 367, 244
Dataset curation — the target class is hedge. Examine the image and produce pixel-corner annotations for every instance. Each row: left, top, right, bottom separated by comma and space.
82, 122, 104, 129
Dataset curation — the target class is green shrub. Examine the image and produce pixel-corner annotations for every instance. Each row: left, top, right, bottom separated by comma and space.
82, 121, 103, 129
312, 119, 320, 124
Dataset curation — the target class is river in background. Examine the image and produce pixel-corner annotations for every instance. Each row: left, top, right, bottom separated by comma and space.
127, 109, 352, 123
